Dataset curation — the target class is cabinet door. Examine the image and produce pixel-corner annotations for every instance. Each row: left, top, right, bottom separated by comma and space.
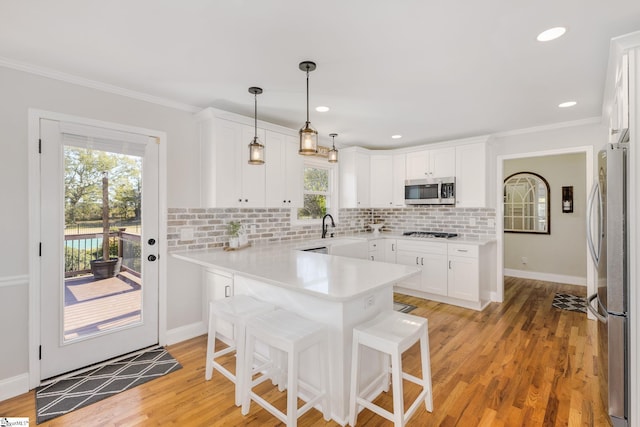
215, 119, 243, 207
447, 255, 479, 301
284, 135, 303, 207
356, 152, 371, 207
405, 150, 429, 180
265, 130, 286, 207
455, 142, 486, 207
430, 147, 456, 177
205, 270, 234, 339
420, 252, 448, 296
370, 155, 394, 207
392, 154, 406, 206
396, 251, 422, 290
368, 239, 381, 261
241, 125, 266, 207
330, 241, 368, 259
383, 239, 397, 263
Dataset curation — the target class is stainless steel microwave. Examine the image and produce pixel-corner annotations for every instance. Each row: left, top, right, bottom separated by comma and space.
404, 177, 456, 205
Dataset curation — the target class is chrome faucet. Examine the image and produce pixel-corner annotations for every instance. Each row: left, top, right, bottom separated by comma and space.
322, 213, 335, 238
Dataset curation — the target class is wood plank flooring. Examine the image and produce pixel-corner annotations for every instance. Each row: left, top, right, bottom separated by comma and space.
0, 277, 610, 426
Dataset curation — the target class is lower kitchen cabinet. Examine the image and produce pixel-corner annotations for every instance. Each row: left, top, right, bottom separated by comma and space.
204, 269, 234, 340
394, 239, 495, 310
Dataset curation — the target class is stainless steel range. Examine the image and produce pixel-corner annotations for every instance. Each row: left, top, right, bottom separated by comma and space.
402, 231, 458, 239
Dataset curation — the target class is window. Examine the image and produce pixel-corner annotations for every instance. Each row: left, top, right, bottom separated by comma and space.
297, 163, 333, 221
503, 172, 550, 234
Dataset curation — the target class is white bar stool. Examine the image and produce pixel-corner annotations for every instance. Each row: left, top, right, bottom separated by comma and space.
205, 295, 275, 406
241, 309, 331, 427
348, 311, 433, 427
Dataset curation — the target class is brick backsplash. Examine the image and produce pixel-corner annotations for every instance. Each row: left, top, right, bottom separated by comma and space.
167, 206, 496, 252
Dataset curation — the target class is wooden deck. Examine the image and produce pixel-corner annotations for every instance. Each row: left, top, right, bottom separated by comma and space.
63, 272, 142, 340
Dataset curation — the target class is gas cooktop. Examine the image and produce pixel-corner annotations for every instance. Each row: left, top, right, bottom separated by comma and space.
402, 231, 459, 239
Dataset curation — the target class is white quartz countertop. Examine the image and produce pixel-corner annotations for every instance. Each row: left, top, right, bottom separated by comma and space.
172, 239, 421, 302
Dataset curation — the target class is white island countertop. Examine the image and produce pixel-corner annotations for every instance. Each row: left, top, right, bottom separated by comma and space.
172, 241, 421, 302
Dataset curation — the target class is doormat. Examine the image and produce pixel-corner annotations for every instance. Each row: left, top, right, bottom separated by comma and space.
394, 301, 417, 313
35, 346, 181, 424
552, 293, 587, 313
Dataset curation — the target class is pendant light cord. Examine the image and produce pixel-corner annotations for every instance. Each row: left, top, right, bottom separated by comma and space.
254, 92, 258, 140
306, 68, 310, 124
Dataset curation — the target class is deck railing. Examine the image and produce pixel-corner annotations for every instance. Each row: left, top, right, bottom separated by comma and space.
64, 229, 141, 278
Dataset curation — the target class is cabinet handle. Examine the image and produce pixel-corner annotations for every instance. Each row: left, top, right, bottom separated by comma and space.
238, 198, 242, 202
287, 200, 291, 203
224, 285, 231, 298
245, 199, 248, 202
392, 244, 395, 252
371, 255, 374, 261
449, 260, 452, 269
416, 256, 419, 265
283, 200, 287, 203
457, 249, 468, 253
421, 257, 424, 266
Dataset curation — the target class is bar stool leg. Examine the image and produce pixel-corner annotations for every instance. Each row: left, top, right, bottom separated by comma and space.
241, 332, 256, 416
348, 335, 361, 427
420, 332, 433, 411
319, 342, 331, 421
287, 349, 298, 427
234, 322, 246, 407
390, 349, 405, 427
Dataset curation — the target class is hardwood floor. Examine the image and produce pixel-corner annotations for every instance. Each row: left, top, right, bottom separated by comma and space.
0, 277, 610, 426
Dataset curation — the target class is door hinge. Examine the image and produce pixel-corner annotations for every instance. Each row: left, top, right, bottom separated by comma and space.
39, 242, 42, 257
39, 345, 42, 360
38, 138, 42, 154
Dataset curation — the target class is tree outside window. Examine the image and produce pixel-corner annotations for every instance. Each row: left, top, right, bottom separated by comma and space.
297, 165, 331, 220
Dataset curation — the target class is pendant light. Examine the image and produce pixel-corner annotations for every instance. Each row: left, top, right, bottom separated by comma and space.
328, 133, 338, 163
248, 87, 264, 165
298, 61, 318, 155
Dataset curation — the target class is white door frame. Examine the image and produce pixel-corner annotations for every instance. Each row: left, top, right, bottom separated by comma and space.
27, 109, 168, 388
494, 145, 595, 316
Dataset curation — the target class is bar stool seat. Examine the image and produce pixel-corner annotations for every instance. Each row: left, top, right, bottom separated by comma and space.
241, 309, 330, 427
205, 295, 275, 406
349, 311, 433, 427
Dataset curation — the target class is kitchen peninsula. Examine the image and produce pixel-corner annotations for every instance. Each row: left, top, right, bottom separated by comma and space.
172, 241, 421, 424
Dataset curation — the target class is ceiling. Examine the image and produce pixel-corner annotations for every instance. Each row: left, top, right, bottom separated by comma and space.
2, 1, 640, 149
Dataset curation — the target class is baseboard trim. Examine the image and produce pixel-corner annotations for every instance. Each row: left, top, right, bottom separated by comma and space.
0, 373, 29, 402
504, 269, 586, 286
165, 321, 206, 346
0, 274, 29, 288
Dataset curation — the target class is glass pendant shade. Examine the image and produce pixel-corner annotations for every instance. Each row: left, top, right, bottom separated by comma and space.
299, 122, 318, 155
328, 132, 338, 163
248, 86, 264, 165
248, 137, 264, 164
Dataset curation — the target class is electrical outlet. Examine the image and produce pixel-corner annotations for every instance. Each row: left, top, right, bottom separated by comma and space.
521, 256, 528, 265
364, 295, 375, 309
180, 227, 194, 241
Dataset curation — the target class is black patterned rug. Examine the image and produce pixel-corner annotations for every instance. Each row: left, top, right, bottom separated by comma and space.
394, 301, 417, 313
552, 293, 587, 313
36, 346, 181, 424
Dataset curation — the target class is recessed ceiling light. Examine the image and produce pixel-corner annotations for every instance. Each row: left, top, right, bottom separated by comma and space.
558, 101, 577, 108
391, 135, 402, 139
537, 27, 567, 42
315, 106, 330, 112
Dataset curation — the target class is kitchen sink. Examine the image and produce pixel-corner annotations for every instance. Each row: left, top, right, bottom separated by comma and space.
301, 246, 329, 254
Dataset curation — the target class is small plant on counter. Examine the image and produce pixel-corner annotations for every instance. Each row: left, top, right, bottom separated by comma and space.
227, 221, 242, 248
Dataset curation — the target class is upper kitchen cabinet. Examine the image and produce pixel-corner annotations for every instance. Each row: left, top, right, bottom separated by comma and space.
369, 154, 406, 208
455, 139, 494, 208
265, 130, 303, 208
405, 147, 455, 180
208, 119, 265, 207
340, 147, 371, 208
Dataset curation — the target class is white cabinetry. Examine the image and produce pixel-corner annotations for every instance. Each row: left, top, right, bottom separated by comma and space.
265, 130, 303, 207
198, 109, 267, 207
405, 147, 455, 180
340, 147, 370, 208
455, 142, 491, 208
204, 269, 234, 339
368, 239, 382, 261
369, 155, 393, 207
447, 244, 479, 301
396, 240, 448, 296
383, 239, 397, 263
392, 154, 407, 206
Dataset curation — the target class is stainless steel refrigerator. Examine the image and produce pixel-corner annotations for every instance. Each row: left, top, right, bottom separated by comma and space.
587, 132, 630, 427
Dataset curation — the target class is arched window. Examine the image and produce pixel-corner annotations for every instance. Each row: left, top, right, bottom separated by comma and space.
503, 172, 550, 234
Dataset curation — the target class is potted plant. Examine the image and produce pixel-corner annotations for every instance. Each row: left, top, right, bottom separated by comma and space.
90, 172, 122, 280
227, 220, 242, 248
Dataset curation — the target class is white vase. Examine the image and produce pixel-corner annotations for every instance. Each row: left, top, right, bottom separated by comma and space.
229, 237, 239, 248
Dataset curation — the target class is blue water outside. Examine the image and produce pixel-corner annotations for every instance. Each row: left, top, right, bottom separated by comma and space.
65, 237, 102, 250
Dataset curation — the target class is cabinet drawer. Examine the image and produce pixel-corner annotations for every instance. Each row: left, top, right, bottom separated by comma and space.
397, 239, 447, 254
448, 244, 478, 258
369, 240, 381, 251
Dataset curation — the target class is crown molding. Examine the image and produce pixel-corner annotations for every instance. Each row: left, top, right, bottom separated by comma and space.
0, 56, 200, 113
492, 116, 602, 138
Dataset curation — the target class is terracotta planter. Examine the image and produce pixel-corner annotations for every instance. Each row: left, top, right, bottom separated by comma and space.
90, 257, 122, 280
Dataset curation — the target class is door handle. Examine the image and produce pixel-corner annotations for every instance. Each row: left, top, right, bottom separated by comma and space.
587, 294, 607, 323
148, 254, 157, 262
148, 238, 156, 245
586, 183, 601, 264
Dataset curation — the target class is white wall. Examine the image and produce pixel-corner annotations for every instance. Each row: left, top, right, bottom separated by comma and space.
0, 66, 202, 384
503, 153, 587, 283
